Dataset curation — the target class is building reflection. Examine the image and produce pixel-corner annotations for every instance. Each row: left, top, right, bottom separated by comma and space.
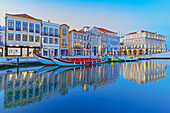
1, 61, 166, 109
120, 61, 166, 84
3, 63, 120, 108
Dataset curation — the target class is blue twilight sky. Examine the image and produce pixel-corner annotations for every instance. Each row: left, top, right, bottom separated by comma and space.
0, 0, 170, 47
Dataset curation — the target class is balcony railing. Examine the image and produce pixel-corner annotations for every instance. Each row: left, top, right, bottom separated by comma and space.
16, 28, 21, 31
8, 28, 14, 30
36, 30, 40, 33
29, 30, 34, 33
62, 43, 68, 46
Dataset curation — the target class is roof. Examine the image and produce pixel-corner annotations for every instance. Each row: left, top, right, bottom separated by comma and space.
70, 29, 84, 34
97, 27, 118, 34
6, 13, 42, 22
126, 30, 165, 37
60, 24, 70, 28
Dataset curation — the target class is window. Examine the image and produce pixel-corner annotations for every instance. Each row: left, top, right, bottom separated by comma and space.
55, 38, 58, 44
62, 29, 66, 35
44, 37, 48, 43
62, 39, 66, 46
35, 24, 40, 33
43, 50, 48, 56
8, 33, 14, 40
55, 29, 58, 36
84, 36, 86, 40
44, 27, 48, 35
22, 35, 27, 41
29, 23, 34, 32
77, 34, 79, 38
23, 22, 28, 31
80, 35, 82, 39
49, 28, 53, 36
16, 21, 21, 31
8, 20, 14, 30
74, 34, 76, 38
16, 34, 21, 41
29, 35, 34, 42
49, 38, 53, 44
35, 36, 40, 42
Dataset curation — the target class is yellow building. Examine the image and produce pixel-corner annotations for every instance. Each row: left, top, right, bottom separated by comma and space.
60, 24, 70, 56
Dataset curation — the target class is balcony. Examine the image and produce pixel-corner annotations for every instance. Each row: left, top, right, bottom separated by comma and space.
29, 30, 34, 33
74, 46, 83, 49
23, 29, 28, 32
8, 28, 14, 30
43, 33, 48, 35
36, 30, 40, 33
16, 28, 21, 31
49, 34, 53, 36
62, 43, 68, 46
55, 34, 60, 37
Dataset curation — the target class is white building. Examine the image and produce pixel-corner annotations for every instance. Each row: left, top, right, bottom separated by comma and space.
5, 14, 42, 57
90, 26, 119, 56
90, 26, 100, 56
0, 26, 5, 57
42, 21, 60, 57
123, 30, 166, 55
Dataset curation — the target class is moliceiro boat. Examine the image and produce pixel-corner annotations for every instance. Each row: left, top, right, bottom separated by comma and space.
33, 52, 108, 67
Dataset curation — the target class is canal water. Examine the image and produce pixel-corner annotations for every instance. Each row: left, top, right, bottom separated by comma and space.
0, 60, 170, 113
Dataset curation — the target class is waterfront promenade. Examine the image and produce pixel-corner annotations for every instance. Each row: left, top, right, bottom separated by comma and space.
0, 52, 170, 66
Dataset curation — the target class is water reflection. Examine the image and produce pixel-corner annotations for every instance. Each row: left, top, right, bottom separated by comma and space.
0, 61, 166, 109
3, 64, 120, 109
120, 61, 166, 84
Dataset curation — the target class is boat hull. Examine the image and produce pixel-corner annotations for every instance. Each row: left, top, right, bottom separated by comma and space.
33, 52, 108, 66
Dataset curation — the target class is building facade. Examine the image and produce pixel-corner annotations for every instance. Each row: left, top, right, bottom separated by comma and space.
41, 21, 60, 57
5, 14, 42, 57
123, 30, 166, 55
60, 24, 70, 56
69, 26, 92, 56
90, 27, 120, 56
90, 26, 100, 56
0, 30, 5, 57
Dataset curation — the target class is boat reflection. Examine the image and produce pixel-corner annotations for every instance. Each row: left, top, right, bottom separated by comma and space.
120, 61, 166, 84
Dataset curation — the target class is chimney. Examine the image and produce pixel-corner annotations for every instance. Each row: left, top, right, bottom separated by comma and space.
48, 20, 50, 23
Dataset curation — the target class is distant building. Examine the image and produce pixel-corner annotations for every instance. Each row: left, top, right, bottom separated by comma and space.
122, 30, 166, 55
41, 21, 60, 57
69, 26, 92, 56
5, 14, 42, 57
60, 24, 70, 56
